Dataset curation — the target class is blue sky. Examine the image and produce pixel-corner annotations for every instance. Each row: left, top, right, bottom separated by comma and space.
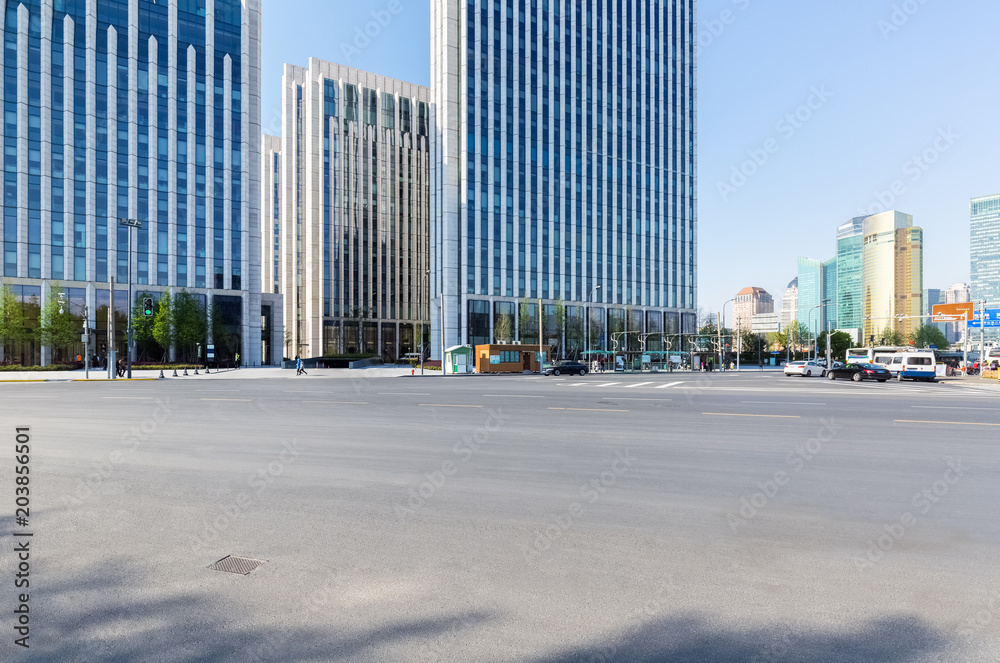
262, 0, 1000, 319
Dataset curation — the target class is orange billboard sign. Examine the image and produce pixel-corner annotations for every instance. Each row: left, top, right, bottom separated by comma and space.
932, 302, 974, 322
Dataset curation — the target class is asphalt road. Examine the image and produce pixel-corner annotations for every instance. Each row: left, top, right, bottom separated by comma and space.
1, 371, 998, 662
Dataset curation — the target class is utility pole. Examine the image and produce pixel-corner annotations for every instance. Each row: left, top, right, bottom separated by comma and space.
716, 311, 722, 372
538, 298, 543, 369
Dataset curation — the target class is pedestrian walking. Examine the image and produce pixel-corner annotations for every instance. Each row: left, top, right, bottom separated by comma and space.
758, 357, 764, 372
296, 356, 307, 376
235, 352, 240, 369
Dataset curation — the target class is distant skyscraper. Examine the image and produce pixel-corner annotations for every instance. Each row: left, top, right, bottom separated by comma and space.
263, 59, 431, 359
970, 195, 1000, 339
836, 217, 865, 335
430, 0, 698, 359
733, 287, 773, 331
781, 277, 798, 331
861, 211, 923, 342
944, 282, 971, 343
797, 257, 822, 334
822, 257, 838, 331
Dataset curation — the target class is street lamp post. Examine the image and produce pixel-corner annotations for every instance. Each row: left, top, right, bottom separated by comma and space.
119, 218, 143, 379
586, 286, 601, 370
809, 299, 830, 361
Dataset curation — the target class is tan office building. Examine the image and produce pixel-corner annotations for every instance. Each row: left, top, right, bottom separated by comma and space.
861, 211, 923, 343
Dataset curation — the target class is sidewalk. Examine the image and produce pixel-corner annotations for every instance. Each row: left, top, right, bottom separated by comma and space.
0, 365, 421, 382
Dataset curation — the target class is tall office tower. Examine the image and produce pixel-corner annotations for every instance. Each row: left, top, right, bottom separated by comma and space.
732, 286, 773, 331
822, 257, 837, 331
264, 59, 431, 360
797, 256, 837, 340
430, 1, 698, 361
970, 195, 1000, 340
780, 277, 798, 331
0, 0, 269, 366
836, 216, 865, 338
861, 210, 923, 343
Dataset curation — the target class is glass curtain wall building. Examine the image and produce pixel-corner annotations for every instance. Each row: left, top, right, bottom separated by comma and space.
431, 0, 698, 360
861, 210, 923, 343
263, 59, 430, 360
836, 216, 864, 338
0, 0, 264, 365
970, 194, 1000, 341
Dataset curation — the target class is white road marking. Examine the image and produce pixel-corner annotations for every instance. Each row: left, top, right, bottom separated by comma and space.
625, 382, 654, 388
594, 382, 620, 387
655, 382, 684, 389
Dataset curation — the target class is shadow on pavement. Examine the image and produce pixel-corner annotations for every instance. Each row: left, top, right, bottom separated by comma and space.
531, 614, 951, 663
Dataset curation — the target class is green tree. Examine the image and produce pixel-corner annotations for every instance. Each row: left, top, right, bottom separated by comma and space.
878, 325, 906, 347
518, 296, 537, 344
494, 312, 513, 343
36, 283, 79, 361
767, 330, 787, 352
173, 290, 207, 362
817, 330, 855, 361
909, 324, 949, 350
152, 291, 174, 360
0, 283, 31, 358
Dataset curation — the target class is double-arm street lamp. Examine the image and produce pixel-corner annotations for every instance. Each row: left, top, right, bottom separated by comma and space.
119, 218, 144, 379
586, 285, 601, 367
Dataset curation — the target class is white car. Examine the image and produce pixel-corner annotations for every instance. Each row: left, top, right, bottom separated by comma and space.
783, 361, 825, 377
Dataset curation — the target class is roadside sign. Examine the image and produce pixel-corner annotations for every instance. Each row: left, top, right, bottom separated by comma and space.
207, 344, 215, 359
932, 302, 974, 322
966, 309, 1000, 328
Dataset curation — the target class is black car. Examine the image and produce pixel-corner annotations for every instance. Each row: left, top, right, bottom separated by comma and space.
543, 361, 588, 376
827, 363, 890, 382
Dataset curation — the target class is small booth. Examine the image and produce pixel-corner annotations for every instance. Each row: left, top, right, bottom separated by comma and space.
475, 344, 551, 374
444, 345, 475, 374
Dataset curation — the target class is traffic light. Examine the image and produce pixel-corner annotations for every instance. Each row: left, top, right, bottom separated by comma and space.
143, 297, 154, 316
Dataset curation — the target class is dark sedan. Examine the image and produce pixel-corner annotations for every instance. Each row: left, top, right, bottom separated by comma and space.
543, 361, 588, 376
826, 363, 890, 382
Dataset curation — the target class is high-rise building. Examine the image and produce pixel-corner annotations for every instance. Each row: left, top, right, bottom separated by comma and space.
733, 286, 773, 331
780, 277, 798, 331
836, 217, 865, 335
797, 256, 836, 338
430, 0, 698, 360
0, 0, 276, 366
861, 210, 923, 342
263, 59, 431, 360
971, 195, 1000, 340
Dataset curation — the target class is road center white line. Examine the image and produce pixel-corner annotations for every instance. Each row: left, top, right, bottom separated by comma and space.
741, 401, 826, 406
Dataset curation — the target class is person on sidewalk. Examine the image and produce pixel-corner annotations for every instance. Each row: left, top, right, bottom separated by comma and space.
235, 352, 240, 369
296, 356, 307, 376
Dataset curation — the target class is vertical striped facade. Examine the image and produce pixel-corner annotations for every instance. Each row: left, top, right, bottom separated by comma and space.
263, 59, 431, 360
431, 0, 698, 358
0, 0, 264, 364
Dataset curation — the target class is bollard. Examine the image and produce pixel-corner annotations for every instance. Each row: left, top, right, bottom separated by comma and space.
206, 366, 211, 374
194, 368, 199, 375
159, 369, 165, 379
173, 369, 178, 377
183, 368, 188, 376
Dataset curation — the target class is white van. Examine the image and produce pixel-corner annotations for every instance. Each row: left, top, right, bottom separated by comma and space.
883, 352, 938, 382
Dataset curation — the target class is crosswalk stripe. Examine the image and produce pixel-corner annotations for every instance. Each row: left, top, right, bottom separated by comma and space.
655, 381, 684, 389
625, 382, 654, 388
594, 382, 620, 387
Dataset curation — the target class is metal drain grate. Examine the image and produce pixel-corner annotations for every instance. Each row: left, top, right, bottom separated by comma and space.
209, 555, 265, 575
